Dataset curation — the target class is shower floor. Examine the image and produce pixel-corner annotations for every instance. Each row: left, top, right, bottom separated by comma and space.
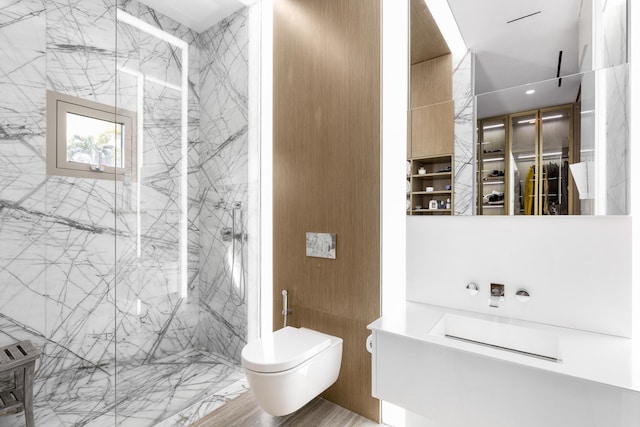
0, 349, 246, 427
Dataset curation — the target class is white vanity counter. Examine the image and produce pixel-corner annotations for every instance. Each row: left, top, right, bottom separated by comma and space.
368, 301, 640, 393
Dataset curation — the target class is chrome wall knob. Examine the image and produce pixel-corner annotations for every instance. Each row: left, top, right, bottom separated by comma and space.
466, 283, 479, 296
516, 289, 530, 302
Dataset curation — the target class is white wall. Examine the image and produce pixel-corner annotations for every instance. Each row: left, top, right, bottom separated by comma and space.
630, 0, 639, 340
381, 0, 408, 318
406, 215, 632, 337
381, 1, 409, 424
259, 0, 273, 338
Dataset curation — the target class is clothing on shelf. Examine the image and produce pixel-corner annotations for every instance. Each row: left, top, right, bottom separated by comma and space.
523, 167, 535, 215
483, 190, 504, 205
561, 161, 569, 214
523, 162, 569, 215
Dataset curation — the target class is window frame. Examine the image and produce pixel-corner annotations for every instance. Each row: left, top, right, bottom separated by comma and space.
46, 90, 137, 181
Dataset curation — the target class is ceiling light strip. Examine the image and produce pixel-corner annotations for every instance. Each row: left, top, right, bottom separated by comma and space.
423, 0, 467, 59
117, 10, 188, 50
117, 8, 189, 300
518, 151, 563, 160
517, 114, 564, 124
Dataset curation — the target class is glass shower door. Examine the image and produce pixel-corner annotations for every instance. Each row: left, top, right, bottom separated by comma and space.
113, 2, 255, 425
114, 2, 203, 424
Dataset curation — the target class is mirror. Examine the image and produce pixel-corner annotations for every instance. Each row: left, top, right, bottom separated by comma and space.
407, 0, 629, 216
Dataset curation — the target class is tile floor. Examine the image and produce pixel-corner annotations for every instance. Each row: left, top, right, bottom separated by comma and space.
0, 349, 244, 427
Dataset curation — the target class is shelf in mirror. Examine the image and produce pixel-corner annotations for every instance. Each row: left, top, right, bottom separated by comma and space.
408, 155, 453, 216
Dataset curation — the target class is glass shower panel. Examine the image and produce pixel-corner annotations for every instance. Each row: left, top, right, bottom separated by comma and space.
0, 1, 54, 425
44, 0, 120, 424
510, 112, 538, 215
539, 106, 572, 215
114, 4, 201, 425
113, 1, 255, 424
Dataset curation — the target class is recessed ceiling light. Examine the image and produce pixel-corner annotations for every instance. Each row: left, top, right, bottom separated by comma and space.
526, 89, 536, 95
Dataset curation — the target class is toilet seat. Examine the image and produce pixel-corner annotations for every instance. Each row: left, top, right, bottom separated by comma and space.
241, 327, 332, 373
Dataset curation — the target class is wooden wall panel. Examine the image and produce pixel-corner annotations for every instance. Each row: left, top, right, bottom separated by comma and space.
410, 0, 449, 64
411, 101, 455, 157
411, 54, 452, 109
407, 110, 413, 158
273, 0, 381, 422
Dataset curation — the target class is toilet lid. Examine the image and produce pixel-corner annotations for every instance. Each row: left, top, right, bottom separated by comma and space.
241, 327, 332, 373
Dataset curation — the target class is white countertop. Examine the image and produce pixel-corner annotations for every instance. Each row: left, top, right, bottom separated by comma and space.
367, 301, 640, 393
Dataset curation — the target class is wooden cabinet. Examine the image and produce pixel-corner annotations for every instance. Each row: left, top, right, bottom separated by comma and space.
477, 105, 575, 215
477, 116, 508, 215
407, 54, 454, 175
407, 21, 454, 206
407, 155, 453, 215
510, 105, 575, 215
410, 55, 452, 109
410, 101, 454, 158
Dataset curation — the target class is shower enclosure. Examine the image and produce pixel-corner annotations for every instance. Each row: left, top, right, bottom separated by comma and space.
0, 0, 260, 425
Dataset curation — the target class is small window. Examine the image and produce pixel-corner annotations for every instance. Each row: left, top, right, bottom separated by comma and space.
47, 91, 136, 180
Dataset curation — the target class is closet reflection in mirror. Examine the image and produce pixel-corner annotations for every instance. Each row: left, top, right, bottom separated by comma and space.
479, 106, 575, 215
475, 64, 629, 216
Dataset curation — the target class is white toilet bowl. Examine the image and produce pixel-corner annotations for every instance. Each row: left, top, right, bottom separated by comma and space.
241, 326, 343, 416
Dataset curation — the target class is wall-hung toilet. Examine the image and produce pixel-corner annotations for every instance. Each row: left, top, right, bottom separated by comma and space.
241, 326, 343, 416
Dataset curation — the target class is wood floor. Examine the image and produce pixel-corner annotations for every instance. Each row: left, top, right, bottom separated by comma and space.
190, 391, 383, 427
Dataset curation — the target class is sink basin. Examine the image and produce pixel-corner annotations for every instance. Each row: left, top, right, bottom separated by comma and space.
429, 314, 560, 362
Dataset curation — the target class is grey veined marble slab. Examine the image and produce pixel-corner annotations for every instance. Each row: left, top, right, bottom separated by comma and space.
0, 349, 244, 427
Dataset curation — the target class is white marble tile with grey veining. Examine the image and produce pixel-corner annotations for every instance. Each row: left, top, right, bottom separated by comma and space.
604, 64, 629, 215
155, 377, 248, 427
0, 349, 244, 427
452, 51, 475, 215
601, 0, 627, 69
196, 9, 250, 364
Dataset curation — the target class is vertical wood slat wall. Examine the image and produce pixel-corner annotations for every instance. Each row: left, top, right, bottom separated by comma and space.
273, 0, 381, 422
409, 54, 454, 158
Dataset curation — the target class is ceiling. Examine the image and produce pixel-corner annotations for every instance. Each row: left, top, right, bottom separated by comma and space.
137, 0, 256, 33
448, 0, 583, 113
477, 73, 581, 119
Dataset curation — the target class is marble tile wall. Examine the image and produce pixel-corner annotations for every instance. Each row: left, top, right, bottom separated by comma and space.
604, 64, 629, 215
1, 0, 250, 424
578, 0, 594, 73
597, 0, 629, 215
452, 51, 474, 215
0, 0, 48, 352
600, 1, 629, 215
579, 64, 629, 216
196, 9, 249, 363
601, 0, 627, 69
1, 0, 129, 383
114, 0, 203, 365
